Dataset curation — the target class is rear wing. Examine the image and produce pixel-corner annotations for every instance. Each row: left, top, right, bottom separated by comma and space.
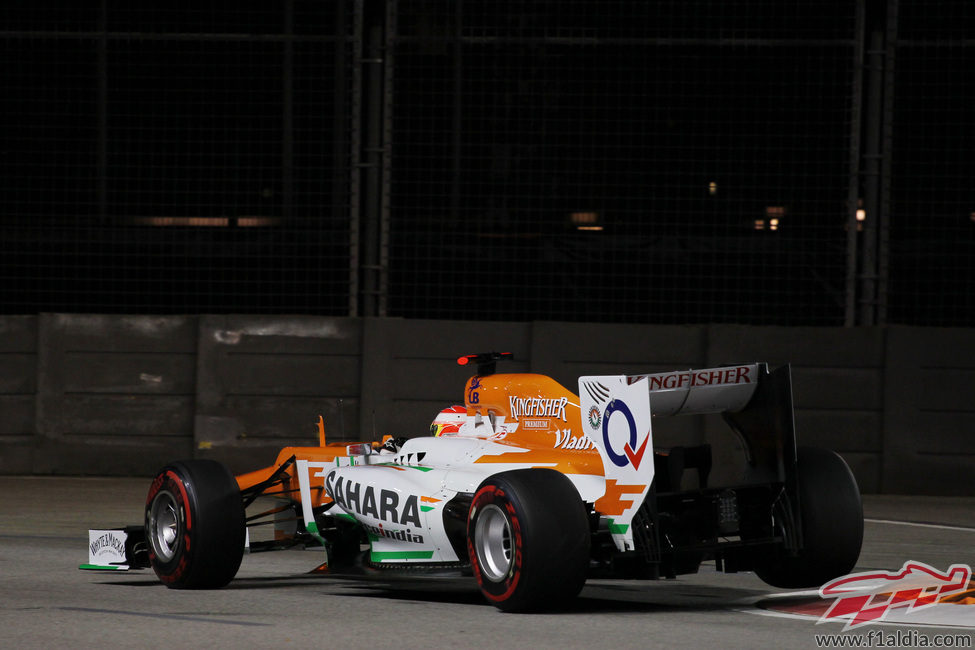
581, 363, 800, 552
633, 363, 760, 416
636, 363, 798, 478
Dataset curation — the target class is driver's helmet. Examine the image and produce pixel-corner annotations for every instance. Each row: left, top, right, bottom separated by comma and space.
430, 405, 467, 437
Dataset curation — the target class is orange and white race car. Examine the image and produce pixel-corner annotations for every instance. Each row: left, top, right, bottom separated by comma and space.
84, 352, 863, 612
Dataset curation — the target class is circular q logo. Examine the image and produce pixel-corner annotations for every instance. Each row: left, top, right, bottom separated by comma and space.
602, 400, 636, 467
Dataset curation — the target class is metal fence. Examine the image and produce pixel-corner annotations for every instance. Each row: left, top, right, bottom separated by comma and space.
2, 1, 358, 315
2, 0, 972, 326
885, 0, 975, 326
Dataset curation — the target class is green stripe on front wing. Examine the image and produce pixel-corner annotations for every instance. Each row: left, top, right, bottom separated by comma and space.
79, 564, 128, 571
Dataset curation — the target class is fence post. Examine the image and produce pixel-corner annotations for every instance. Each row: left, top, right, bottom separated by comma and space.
845, 0, 867, 327
451, 1, 464, 224
380, 0, 394, 316
357, 0, 389, 317
342, 0, 362, 317
282, 0, 294, 222
876, 0, 898, 325
858, 0, 895, 326
859, 26, 884, 326
97, 0, 108, 224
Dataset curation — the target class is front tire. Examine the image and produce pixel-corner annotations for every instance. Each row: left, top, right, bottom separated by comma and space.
755, 446, 863, 588
467, 469, 590, 612
145, 459, 245, 589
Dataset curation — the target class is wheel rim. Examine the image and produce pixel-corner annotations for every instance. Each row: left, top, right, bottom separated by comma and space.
474, 504, 513, 582
148, 490, 182, 562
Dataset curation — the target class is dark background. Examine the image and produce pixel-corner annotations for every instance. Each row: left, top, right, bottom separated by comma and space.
2, 0, 973, 326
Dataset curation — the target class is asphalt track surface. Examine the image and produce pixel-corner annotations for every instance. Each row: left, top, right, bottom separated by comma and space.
1, 477, 973, 649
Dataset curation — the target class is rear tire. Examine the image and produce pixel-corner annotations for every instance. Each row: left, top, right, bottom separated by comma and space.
755, 446, 863, 588
467, 469, 590, 612
145, 459, 245, 589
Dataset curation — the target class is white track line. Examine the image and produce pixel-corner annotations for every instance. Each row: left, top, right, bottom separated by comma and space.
865, 518, 975, 533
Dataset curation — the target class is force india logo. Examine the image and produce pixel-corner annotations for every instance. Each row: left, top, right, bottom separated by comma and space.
508, 395, 568, 421
363, 522, 424, 544
587, 405, 601, 430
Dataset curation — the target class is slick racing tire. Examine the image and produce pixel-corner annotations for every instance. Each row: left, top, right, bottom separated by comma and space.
755, 446, 863, 589
467, 469, 590, 612
145, 459, 246, 589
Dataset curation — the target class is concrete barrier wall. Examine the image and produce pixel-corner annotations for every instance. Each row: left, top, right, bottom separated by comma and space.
883, 328, 975, 495
194, 315, 363, 472
0, 316, 37, 472
0, 314, 972, 495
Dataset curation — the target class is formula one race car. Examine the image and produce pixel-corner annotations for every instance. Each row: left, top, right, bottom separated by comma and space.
84, 353, 863, 612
